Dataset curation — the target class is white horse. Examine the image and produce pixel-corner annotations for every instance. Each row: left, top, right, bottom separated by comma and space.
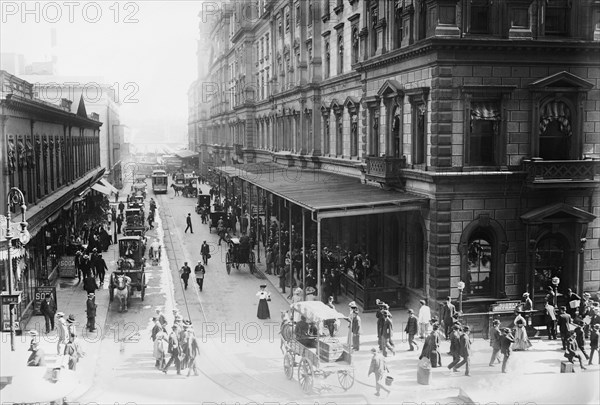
114, 274, 131, 312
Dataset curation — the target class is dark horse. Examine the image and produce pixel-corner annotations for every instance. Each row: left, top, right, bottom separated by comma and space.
170, 184, 185, 196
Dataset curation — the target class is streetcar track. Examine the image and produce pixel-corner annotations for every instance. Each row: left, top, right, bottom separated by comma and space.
157, 187, 369, 403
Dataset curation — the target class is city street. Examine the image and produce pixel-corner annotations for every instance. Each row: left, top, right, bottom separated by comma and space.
69, 180, 599, 405
2, 1, 600, 404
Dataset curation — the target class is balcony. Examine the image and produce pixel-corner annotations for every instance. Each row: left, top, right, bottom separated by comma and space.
522, 158, 600, 189
365, 156, 407, 186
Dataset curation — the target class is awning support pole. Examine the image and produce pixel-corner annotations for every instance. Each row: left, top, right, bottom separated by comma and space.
317, 217, 322, 303
256, 186, 261, 263
289, 203, 292, 297
302, 208, 306, 300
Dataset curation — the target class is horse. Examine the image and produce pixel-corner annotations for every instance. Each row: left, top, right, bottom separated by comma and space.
113, 274, 131, 312
170, 184, 185, 196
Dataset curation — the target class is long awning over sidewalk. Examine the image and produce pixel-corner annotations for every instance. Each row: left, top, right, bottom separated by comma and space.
214, 162, 428, 219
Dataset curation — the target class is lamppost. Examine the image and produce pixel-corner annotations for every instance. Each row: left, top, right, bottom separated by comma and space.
457, 280, 465, 315
3, 187, 30, 351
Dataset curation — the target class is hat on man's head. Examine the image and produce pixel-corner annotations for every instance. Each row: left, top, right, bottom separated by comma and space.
56, 312, 64, 317
381, 303, 389, 310
463, 325, 470, 332
502, 328, 511, 333
349, 301, 357, 308
67, 314, 76, 323
492, 319, 500, 326
260, 284, 267, 289
88, 293, 95, 297
522, 292, 530, 297
371, 347, 378, 353
407, 309, 414, 314
375, 299, 382, 305
419, 300, 426, 305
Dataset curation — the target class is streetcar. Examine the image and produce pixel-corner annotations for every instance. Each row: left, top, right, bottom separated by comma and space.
151, 169, 168, 194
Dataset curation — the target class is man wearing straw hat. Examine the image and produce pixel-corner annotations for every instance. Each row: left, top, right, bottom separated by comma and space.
55, 312, 68, 355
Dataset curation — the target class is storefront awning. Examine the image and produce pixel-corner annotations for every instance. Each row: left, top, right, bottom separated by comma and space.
91, 183, 112, 196
99, 179, 119, 194
214, 163, 428, 219
174, 150, 199, 159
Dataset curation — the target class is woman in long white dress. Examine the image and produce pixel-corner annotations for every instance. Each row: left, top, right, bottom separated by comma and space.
513, 312, 532, 351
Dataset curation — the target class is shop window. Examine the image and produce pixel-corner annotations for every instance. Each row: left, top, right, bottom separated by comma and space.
544, 0, 570, 36
467, 102, 500, 166
533, 234, 568, 296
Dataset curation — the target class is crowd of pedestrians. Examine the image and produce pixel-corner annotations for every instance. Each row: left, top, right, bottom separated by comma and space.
151, 308, 200, 377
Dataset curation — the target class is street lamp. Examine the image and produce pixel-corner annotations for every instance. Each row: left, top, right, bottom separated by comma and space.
3, 187, 30, 351
457, 280, 465, 315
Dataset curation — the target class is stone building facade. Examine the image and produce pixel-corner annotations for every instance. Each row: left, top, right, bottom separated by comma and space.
189, 0, 600, 315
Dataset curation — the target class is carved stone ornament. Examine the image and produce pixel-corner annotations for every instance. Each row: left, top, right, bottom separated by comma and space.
7, 138, 16, 173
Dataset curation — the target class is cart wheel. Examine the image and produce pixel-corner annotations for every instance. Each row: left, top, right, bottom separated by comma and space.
337, 368, 355, 391
298, 357, 314, 394
141, 274, 146, 301
284, 352, 294, 380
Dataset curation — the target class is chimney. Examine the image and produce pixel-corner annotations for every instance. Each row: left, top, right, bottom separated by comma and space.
60, 98, 73, 111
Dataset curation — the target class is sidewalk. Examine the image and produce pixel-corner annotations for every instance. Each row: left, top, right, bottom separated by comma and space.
0, 194, 128, 403
248, 236, 600, 404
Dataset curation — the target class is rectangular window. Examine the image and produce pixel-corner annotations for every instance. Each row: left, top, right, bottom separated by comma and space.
412, 103, 426, 165
468, 102, 500, 166
545, 0, 569, 36
470, 2, 490, 34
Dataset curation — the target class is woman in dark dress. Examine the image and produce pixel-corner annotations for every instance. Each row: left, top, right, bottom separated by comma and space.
256, 285, 271, 319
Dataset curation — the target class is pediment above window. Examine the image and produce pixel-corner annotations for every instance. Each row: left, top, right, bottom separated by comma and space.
521, 203, 596, 224
377, 79, 403, 99
529, 71, 594, 91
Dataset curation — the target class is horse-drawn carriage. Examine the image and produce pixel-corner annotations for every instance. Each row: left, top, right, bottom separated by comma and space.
225, 236, 256, 274
109, 236, 147, 311
280, 301, 354, 394
131, 181, 147, 199
209, 211, 229, 233
195, 194, 211, 214
122, 207, 146, 238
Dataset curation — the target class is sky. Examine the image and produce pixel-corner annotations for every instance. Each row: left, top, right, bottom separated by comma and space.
0, 0, 210, 144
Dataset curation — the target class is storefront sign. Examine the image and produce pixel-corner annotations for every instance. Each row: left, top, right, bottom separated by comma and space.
59, 255, 77, 278
33, 286, 57, 315
1, 303, 22, 332
0, 293, 21, 305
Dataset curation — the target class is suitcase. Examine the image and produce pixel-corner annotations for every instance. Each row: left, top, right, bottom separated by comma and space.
560, 361, 575, 373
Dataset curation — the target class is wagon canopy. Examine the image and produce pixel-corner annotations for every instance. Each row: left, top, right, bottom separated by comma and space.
291, 301, 348, 322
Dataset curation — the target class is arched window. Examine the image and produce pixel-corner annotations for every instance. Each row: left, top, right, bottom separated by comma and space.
467, 233, 492, 296
459, 216, 508, 299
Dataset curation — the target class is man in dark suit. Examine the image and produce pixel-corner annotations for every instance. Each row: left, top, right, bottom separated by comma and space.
40, 294, 56, 334
440, 296, 456, 339
162, 325, 182, 374
489, 319, 502, 366
404, 309, 419, 351
453, 326, 472, 376
499, 327, 515, 373
94, 254, 108, 285
446, 324, 461, 371
557, 306, 572, 350
85, 293, 97, 332
184, 213, 193, 233
83, 274, 99, 296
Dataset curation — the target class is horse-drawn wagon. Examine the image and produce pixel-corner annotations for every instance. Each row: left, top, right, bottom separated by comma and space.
122, 207, 146, 238
281, 301, 354, 394
225, 236, 256, 274
109, 236, 147, 311
131, 180, 147, 199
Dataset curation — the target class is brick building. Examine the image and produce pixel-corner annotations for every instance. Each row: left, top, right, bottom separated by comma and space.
1, 70, 105, 330
188, 0, 600, 320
